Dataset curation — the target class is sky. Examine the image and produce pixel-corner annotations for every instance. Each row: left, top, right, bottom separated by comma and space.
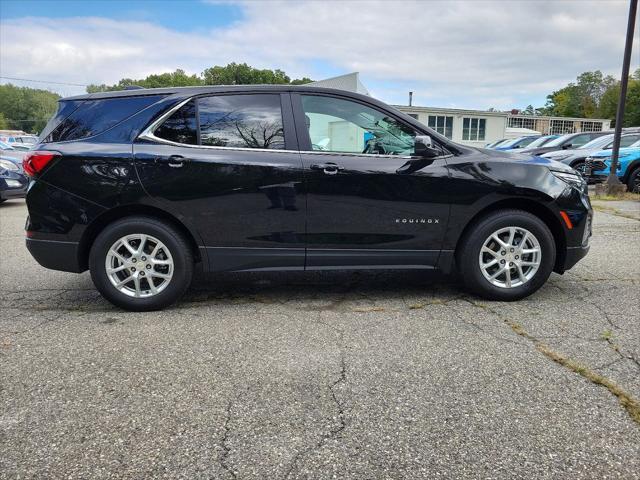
1, 0, 638, 110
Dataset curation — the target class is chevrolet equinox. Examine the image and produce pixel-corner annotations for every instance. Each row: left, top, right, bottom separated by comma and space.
24, 86, 592, 311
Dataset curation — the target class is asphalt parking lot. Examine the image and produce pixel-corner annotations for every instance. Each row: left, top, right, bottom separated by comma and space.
1, 198, 639, 479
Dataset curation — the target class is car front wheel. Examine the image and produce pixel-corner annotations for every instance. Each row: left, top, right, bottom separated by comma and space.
627, 167, 640, 194
457, 210, 556, 301
89, 216, 194, 311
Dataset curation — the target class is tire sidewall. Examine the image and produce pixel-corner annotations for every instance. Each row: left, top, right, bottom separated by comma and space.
459, 211, 556, 301
89, 217, 193, 311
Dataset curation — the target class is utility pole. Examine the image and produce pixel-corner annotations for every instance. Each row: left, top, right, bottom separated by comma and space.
605, 0, 638, 193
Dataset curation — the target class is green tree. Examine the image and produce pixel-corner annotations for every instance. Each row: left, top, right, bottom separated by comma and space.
0, 84, 60, 133
87, 69, 203, 93
598, 69, 640, 127
0, 112, 9, 130
87, 64, 313, 93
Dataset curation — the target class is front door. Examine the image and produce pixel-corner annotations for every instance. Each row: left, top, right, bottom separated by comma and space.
134, 92, 306, 272
292, 93, 451, 269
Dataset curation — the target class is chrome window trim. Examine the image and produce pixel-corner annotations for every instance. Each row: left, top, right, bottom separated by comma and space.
138, 95, 427, 160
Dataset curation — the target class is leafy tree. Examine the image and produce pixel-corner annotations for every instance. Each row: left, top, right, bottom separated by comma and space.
87, 64, 313, 93
536, 69, 639, 127
87, 69, 203, 93
0, 84, 60, 133
0, 112, 9, 130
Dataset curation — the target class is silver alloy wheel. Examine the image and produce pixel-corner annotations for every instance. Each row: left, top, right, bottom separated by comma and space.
105, 234, 174, 298
478, 226, 541, 289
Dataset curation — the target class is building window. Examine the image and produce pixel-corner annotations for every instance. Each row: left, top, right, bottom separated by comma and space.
508, 116, 535, 130
407, 113, 419, 119
580, 121, 602, 132
549, 119, 576, 135
462, 118, 486, 141
428, 115, 453, 139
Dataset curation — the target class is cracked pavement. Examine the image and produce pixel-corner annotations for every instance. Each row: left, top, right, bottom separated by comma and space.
1, 198, 639, 479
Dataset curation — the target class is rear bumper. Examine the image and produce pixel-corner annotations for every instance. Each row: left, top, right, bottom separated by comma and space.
25, 238, 84, 273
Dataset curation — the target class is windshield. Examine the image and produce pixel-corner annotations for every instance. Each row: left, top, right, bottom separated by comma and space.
544, 134, 574, 148
499, 136, 532, 148
578, 135, 614, 149
524, 136, 553, 148
630, 139, 640, 148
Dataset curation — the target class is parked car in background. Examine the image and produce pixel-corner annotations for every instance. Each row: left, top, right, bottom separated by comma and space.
485, 139, 508, 149
586, 139, 640, 192
24, 85, 592, 310
493, 135, 541, 151
521, 134, 559, 150
521, 131, 609, 156
9, 143, 32, 151
0, 156, 28, 203
541, 133, 640, 174
0, 141, 27, 161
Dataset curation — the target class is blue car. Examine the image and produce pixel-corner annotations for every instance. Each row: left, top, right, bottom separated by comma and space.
494, 135, 541, 151
586, 139, 640, 192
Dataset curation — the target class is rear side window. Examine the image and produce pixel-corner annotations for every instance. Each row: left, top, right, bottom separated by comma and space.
46, 95, 163, 142
154, 94, 285, 150
198, 94, 284, 150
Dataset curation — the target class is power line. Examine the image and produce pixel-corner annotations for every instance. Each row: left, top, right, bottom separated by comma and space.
0, 76, 88, 87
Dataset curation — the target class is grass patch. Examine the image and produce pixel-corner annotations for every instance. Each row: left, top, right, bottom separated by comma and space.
591, 192, 640, 201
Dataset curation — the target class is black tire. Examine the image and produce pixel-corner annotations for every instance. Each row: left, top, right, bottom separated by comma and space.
571, 160, 586, 176
457, 209, 556, 301
626, 167, 640, 194
89, 216, 194, 311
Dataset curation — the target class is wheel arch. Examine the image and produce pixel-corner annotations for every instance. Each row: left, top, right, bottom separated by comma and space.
78, 204, 203, 271
621, 159, 640, 183
453, 198, 567, 273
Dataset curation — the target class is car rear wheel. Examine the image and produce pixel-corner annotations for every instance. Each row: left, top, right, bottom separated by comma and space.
89, 216, 194, 311
457, 210, 556, 301
627, 167, 640, 194
571, 160, 586, 176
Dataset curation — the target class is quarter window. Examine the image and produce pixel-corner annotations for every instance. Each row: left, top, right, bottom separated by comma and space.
198, 94, 285, 150
155, 99, 198, 145
462, 118, 486, 141
428, 115, 453, 139
301, 95, 416, 156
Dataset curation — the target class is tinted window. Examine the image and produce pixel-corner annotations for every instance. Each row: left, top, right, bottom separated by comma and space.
39, 100, 81, 142
155, 99, 198, 145
301, 95, 416, 155
198, 94, 284, 149
568, 134, 592, 147
48, 95, 163, 142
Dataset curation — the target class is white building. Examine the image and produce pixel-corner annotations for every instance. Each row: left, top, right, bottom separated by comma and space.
311, 73, 612, 147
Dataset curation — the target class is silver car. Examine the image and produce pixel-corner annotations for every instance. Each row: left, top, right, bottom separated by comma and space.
541, 133, 640, 174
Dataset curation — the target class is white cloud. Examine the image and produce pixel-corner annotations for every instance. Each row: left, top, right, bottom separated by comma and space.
1, 0, 637, 108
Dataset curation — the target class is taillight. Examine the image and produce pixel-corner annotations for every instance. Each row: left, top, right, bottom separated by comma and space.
22, 151, 60, 177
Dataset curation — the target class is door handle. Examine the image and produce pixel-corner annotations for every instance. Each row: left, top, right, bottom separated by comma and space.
310, 162, 344, 175
155, 155, 189, 168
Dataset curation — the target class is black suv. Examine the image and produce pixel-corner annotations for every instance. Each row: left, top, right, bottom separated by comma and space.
24, 86, 592, 311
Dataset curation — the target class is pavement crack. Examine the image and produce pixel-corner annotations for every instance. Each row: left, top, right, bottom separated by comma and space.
464, 298, 640, 426
284, 320, 348, 479
220, 399, 237, 480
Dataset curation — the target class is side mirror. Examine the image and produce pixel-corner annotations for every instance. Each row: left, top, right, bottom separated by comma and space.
414, 135, 441, 158
562, 143, 572, 150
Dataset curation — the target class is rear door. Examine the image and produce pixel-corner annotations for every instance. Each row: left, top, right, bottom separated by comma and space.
292, 92, 451, 269
134, 92, 306, 272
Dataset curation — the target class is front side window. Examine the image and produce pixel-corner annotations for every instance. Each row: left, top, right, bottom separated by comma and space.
428, 115, 453, 139
198, 94, 284, 150
301, 95, 416, 156
462, 118, 486, 141
568, 134, 592, 148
